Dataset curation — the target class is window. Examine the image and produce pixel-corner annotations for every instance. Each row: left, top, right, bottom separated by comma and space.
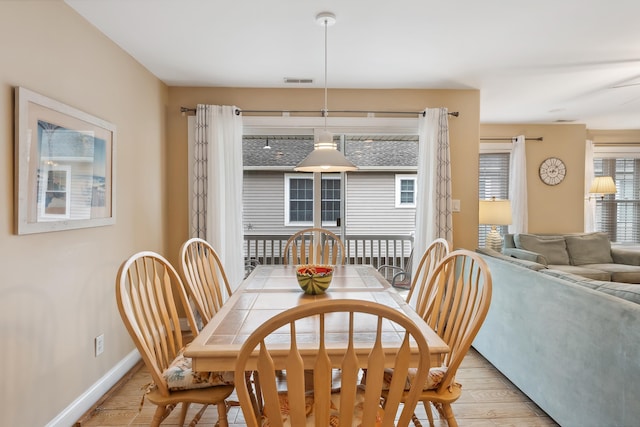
285, 174, 341, 226
395, 175, 417, 207
288, 177, 313, 223
321, 177, 341, 222
39, 165, 71, 219
478, 151, 510, 247
241, 129, 419, 236
593, 155, 640, 243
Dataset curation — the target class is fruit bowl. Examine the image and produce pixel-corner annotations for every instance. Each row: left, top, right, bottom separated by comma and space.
295, 265, 334, 295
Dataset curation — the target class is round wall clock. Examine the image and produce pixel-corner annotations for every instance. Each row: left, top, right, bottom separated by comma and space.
539, 157, 566, 186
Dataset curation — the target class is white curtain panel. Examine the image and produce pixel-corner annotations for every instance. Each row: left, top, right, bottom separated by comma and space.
508, 135, 528, 234
414, 108, 453, 266
193, 105, 244, 290
584, 139, 596, 232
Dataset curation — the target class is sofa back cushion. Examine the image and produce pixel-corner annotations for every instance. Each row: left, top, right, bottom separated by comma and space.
565, 232, 613, 265
514, 234, 570, 265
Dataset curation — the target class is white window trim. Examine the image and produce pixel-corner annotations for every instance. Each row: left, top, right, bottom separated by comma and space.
395, 174, 417, 208
242, 116, 418, 136
479, 142, 512, 154
593, 145, 640, 158
284, 173, 313, 227
39, 164, 72, 220
284, 173, 341, 226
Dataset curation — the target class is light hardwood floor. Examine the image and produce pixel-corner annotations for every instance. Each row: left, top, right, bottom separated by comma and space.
77, 347, 558, 427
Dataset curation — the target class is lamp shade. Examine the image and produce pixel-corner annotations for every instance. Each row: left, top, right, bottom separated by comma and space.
479, 199, 512, 225
589, 176, 616, 194
294, 131, 357, 172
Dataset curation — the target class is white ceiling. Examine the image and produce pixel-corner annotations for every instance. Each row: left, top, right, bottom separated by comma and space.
65, 0, 640, 130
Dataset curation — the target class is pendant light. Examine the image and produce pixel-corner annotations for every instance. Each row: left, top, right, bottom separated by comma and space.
295, 12, 358, 172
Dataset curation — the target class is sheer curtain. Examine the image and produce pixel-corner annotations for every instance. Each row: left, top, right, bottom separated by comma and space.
414, 108, 453, 265
584, 139, 596, 232
508, 135, 528, 234
192, 105, 244, 290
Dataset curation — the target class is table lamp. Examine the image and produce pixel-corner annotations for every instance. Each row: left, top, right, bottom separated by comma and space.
479, 197, 512, 252
589, 176, 616, 200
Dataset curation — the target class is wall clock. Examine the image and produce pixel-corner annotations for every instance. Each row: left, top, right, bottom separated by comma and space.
539, 157, 566, 186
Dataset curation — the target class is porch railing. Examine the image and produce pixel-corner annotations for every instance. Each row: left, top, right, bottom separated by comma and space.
244, 234, 414, 271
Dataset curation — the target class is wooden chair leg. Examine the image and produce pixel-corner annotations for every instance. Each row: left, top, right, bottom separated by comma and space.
411, 412, 424, 426
215, 401, 229, 427
188, 404, 209, 426
151, 404, 170, 427
179, 402, 191, 425
423, 400, 435, 427
441, 403, 458, 427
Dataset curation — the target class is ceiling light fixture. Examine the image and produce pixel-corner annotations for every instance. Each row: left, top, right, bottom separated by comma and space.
294, 12, 358, 173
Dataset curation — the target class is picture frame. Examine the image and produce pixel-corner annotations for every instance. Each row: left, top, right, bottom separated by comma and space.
14, 87, 116, 234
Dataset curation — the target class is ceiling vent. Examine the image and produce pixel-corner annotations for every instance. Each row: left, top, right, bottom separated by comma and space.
284, 77, 314, 84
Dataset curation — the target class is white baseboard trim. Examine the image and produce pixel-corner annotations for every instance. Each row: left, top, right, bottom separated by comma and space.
46, 349, 141, 427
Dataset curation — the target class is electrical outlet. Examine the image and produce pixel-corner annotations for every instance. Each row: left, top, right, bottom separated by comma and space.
95, 334, 104, 356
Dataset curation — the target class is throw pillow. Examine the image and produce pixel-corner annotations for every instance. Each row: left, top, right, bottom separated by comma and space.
514, 234, 570, 265
565, 232, 613, 265
163, 348, 234, 391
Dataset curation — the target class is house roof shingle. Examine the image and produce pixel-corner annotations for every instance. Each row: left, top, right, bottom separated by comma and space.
243, 135, 418, 169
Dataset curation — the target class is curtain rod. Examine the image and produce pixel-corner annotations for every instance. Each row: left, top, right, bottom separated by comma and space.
480, 137, 544, 141
594, 142, 640, 146
180, 106, 459, 118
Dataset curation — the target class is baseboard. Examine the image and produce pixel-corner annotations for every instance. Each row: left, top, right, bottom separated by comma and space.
45, 349, 141, 427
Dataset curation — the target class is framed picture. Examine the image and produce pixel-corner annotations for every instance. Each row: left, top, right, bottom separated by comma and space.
14, 87, 116, 234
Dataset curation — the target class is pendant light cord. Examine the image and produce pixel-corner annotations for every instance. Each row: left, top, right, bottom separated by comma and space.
323, 16, 328, 130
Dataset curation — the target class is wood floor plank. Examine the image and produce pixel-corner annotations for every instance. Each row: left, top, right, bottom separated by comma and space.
78, 348, 559, 427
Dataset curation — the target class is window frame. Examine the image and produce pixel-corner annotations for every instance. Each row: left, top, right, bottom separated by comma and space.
39, 164, 72, 220
592, 145, 640, 243
284, 173, 341, 227
395, 174, 417, 208
478, 143, 512, 247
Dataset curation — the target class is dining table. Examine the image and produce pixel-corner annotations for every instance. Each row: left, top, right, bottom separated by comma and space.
185, 263, 450, 372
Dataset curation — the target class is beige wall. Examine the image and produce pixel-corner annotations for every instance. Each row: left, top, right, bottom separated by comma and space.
480, 124, 588, 233
5, 3, 636, 426
167, 87, 481, 253
0, 2, 167, 425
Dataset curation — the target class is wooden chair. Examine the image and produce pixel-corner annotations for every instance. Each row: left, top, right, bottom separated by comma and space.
116, 251, 234, 427
180, 237, 232, 329
385, 249, 492, 427
234, 299, 431, 427
406, 238, 451, 303
283, 227, 345, 265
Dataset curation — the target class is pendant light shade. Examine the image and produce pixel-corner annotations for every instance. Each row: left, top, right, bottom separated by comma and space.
295, 131, 358, 172
294, 12, 357, 173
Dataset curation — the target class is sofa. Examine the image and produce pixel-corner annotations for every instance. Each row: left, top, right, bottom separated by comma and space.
474, 245, 640, 427
503, 232, 640, 283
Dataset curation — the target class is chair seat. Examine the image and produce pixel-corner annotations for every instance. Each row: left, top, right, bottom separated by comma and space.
163, 348, 235, 391
261, 387, 384, 427
146, 382, 235, 406
373, 366, 448, 391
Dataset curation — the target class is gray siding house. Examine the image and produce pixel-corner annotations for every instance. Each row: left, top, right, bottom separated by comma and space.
243, 135, 417, 266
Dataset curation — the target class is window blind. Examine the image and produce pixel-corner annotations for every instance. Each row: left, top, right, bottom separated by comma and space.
478, 152, 510, 247
593, 158, 640, 243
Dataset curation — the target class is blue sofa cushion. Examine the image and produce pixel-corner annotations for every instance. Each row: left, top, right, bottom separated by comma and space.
565, 232, 613, 265
540, 268, 609, 287
596, 282, 640, 304
514, 234, 570, 265
582, 263, 640, 284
